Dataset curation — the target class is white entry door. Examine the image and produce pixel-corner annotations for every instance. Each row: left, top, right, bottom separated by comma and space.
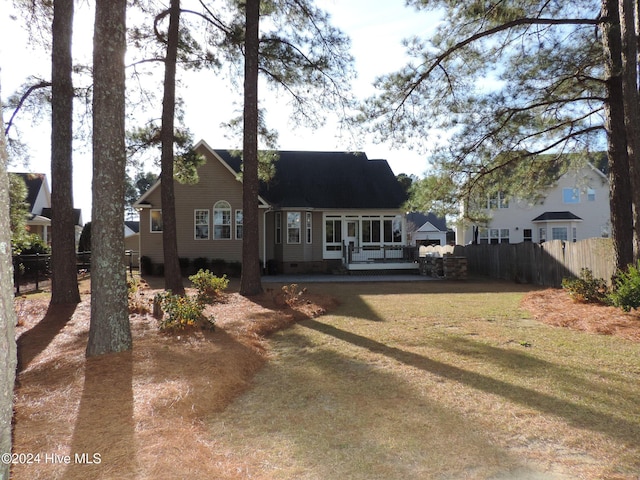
346, 220, 359, 249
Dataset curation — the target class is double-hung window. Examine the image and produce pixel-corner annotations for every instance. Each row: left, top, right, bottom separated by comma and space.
488, 192, 509, 209
287, 212, 301, 243
194, 209, 209, 239
306, 212, 312, 243
275, 212, 282, 244
235, 210, 243, 240
213, 200, 231, 239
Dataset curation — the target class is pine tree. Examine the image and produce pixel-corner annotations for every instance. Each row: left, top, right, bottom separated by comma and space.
363, 0, 639, 272
87, 0, 132, 356
159, 0, 185, 295
240, 0, 262, 296
50, 0, 80, 305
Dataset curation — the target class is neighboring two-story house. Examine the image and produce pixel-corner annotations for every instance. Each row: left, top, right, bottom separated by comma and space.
134, 141, 411, 274
458, 159, 610, 245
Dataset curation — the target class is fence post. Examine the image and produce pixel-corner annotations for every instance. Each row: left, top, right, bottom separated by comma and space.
34, 253, 40, 291
126, 250, 133, 276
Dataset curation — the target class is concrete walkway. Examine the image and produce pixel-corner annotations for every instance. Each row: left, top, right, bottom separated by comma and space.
261, 273, 440, 283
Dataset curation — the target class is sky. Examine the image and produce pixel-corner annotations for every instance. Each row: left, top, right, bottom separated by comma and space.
1, 0, 441, 223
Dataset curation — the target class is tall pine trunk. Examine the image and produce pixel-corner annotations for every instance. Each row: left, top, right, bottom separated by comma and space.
0, 79, 18, 480
240, 0, 263, 296
160, 0, 184, 295
619, 0, 640, 263
87, 0, 132, 356
602, 0, 635, 273
50, 0, 80, 305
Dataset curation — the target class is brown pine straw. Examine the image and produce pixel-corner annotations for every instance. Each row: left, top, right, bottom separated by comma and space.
12, 281, 336, 480
521, 288, 640, 342
12, 279, 638, 479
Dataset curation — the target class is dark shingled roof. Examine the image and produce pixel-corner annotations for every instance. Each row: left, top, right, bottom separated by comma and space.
532, 211, 582, 222
41, 208, 83, 227
125, 221, 140, 233
406, 212, 447, 232
214, 150, 407, 209
14, 173, 46, 213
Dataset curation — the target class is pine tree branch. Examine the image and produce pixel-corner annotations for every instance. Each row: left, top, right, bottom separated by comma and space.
403, 16, 603, 105
4, 81, 52, 136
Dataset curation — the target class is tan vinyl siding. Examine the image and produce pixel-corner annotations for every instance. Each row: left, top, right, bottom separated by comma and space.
310, 211, 324, 259
280, 210, 324, 263
181, 153, 243, 261
138, 150, 247, 264
264, 211, 276, 261
138, 188, 164, 263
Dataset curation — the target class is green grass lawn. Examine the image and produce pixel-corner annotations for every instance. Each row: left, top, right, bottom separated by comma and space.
208, 280, 640, 479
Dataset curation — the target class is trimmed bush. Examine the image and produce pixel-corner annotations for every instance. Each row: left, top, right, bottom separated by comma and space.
154, 291, 215, 332
608, 262, 640, 312
561, 268, 608, 304
188, 269, 229, 302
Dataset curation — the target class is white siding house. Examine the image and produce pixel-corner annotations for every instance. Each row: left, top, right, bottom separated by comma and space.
406, 212, 448, 246
458, 162, 610, 244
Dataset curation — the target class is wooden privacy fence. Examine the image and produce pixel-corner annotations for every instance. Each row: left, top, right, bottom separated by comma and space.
421, 238, 615, 287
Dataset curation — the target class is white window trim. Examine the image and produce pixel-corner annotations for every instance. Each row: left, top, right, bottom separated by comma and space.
324, 216, 342, 252
306, 212, 312, 244
287, 211, 301, 244
150, 209, 163, 233
194, 209, 210, 240
361, 216, 381, 244
275, 212, 282, 244
479, 227, 510, 244
213, 200, 232, 240
235, 209, 243, 240
552, 226, 568, 241
487, 192, 509, 209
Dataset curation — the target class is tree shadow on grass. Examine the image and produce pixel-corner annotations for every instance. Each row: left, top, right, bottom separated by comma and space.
431, 334, 639, 411
209, 329, 524, 479
301, 318, 640, 447
63, 351, 136, 480
17, 303, 77, 374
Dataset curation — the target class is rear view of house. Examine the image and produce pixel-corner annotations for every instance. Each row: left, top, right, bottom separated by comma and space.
134, 141, 411, 274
